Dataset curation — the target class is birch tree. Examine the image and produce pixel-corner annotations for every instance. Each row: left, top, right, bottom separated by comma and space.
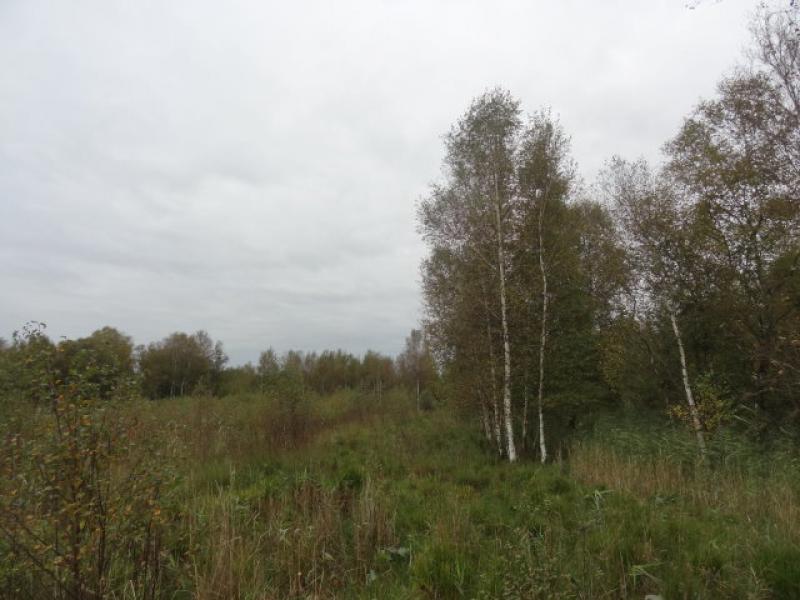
419, 89, 522, 461
604, 158, 709, 457
420, 245, 504, 452
665, 8, 800, 415
421, 93, 623, 460
516, 113, 575, 463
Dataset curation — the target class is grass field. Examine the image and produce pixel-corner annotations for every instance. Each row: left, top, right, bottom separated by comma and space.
3, 389, 800, 599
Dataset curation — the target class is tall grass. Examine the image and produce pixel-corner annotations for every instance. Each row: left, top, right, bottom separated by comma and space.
570, 413, 800, 540
144, 388, 406, 599
568, 413, 800, 598
185, 474, 396, 599
3, 391, 800, 598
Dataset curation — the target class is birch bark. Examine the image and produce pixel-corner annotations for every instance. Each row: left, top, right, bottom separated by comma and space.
669, 310, 707, 458
536, 190, 548, 464
486, 319, 504, 456
494, 181, 517, 463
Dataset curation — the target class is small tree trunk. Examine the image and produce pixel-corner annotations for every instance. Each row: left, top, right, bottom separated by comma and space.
480, 396, 493, 443
669, 310, 707, 459
488, 329, 504, 457
494, 189, 517, 463
521, 379, 529, 450
536, 192, 548, 464
483, 294, 505, 457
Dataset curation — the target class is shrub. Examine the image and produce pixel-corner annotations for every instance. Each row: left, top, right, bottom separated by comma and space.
0, 328, 175, 599
419, 389, 436, 411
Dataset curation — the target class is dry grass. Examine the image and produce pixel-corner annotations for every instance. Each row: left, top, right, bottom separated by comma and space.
189, 491, 272, 600
136, 390, 407, 468
569, 441, 800, 541
184, 474, 396, 600
137, 390, 405, 599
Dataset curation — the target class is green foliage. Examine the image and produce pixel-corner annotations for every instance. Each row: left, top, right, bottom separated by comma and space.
0, 322, 56, 404
668, 371, 732, 435
217, 362, 259, 396
137, 330, 227, 398
56, 327, 135, 400
0, 328, 175, 599
397, 329, 438, 402
0, 323, 136, 405
658, 8, 800, 421
755, 543, 800, 598
419, 388, 436, 411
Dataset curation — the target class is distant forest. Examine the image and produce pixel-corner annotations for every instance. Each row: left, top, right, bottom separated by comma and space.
0, 323, 436, 403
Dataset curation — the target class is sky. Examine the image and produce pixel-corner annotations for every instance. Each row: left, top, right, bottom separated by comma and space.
0, 0, 763, 364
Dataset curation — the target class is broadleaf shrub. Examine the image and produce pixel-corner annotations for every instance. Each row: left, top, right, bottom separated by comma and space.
0, 326, 175, 599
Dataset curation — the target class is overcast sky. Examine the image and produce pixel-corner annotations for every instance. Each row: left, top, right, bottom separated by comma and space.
0, 0, 762, 364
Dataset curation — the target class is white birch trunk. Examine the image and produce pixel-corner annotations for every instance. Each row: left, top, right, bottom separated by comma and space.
669, 310, 707, 458
487, 323, 504, 457
536, 193, 548, 464
494, 185, 517, 463
482, 301, 505, 456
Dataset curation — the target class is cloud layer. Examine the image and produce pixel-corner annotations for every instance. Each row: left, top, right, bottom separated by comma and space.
0, 0, 757, 363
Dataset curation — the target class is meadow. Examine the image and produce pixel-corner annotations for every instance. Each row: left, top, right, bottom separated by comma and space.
3, 387, 798, 599
2, 3, 798, 599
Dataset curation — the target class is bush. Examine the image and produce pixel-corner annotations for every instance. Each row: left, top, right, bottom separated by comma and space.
419, 389, 436, 411
0, 328, 175, 599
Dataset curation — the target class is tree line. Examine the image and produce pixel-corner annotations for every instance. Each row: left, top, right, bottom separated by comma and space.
419, 8, 799, 462
0, 323, 437, 402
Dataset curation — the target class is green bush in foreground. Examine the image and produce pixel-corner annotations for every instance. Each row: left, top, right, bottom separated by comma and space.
0, 327, 175, 600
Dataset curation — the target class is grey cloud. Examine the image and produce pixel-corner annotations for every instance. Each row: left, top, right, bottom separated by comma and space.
0, 0, 760, 363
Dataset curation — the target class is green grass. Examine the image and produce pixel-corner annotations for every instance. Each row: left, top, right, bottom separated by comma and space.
149, 392, 798, 599
3, 390, 800, 598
